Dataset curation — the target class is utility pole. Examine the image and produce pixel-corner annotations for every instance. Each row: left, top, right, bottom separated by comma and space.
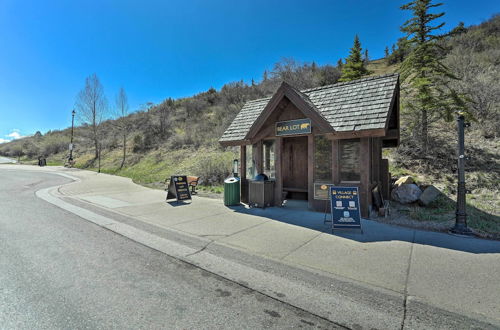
69, 109, 75, 164
449, 114, 474, 236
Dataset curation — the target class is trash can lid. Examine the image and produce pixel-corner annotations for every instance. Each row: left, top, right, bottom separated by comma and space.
224, 177, 240, 183
253, 173, 269, 181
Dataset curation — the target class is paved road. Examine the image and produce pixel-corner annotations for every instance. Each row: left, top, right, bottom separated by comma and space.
0, 170, 340, 329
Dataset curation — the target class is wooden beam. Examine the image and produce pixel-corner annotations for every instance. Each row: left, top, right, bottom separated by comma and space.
308, 134, 314, 209
384, 128, 399, 139
219, 140, 251, 147
240, 145, 246, 181
332, 139, 339, 184
275, 137, 283, 206
371, 137, 381, 184
255, 141, 263, 174
245, 82, 334, 141
250, 124, 275, 144
359, 138, 372, 218
240, 145, 248, 203
245, 89, 286, 140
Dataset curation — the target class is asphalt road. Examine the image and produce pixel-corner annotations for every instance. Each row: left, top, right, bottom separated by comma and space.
0, 170, 340, 329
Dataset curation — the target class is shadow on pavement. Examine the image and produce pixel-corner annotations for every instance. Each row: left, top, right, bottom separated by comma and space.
227, 202, 500, 254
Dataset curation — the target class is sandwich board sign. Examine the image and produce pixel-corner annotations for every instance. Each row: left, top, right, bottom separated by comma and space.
329, 186, 362, 230
166, 175, 192, 202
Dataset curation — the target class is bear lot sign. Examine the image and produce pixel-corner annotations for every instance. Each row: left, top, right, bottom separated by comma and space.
276, 118, 311, 136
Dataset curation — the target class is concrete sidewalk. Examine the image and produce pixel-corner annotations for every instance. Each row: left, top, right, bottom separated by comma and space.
3, 164, 500, 327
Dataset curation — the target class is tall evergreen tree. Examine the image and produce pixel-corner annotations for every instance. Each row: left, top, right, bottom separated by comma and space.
339, 35, 370, 82
400, 0, 466, 153
384, 46, 390, 58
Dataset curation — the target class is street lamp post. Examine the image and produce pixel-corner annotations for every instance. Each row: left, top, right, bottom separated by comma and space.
69, 109, 75, 163
449, 114, 474, 236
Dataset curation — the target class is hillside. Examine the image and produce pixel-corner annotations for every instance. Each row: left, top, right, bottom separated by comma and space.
1, 16, 498, 236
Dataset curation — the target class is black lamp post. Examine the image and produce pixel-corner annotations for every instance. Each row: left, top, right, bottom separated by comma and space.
69, 109, 75, 162
449, 114, 474, 236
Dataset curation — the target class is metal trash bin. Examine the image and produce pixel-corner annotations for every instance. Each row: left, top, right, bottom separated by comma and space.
224, 176, 240, 206
248, 173, 274, 208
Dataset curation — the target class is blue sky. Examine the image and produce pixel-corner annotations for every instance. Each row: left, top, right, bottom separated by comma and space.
0, 0, 497, 143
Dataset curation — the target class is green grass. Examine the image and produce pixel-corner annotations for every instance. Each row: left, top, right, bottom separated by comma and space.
71, 147, 237, 189
197, 185, 224, 194
390, 161, 500, 238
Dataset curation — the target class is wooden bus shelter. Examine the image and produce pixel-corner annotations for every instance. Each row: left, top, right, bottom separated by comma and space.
219, 73, 400, 217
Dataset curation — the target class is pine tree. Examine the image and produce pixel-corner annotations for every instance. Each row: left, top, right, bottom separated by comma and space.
364, 49, 369, 63
339, 35, 370, 82
336, 58, 343, 68
400, 0, 466, 153
384, 46, 390, 58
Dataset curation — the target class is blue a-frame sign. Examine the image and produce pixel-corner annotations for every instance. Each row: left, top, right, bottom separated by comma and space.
329, 186, 362, 230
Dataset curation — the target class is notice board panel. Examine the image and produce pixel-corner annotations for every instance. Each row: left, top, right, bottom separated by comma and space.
166, 175, 192, 202
313, 183, 333, 200
329, 186, 361, 229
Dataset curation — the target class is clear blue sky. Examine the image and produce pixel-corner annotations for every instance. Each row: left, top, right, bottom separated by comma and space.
0, 0, 497, 142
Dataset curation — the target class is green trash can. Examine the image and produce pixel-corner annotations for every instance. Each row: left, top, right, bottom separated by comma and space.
224, 176, 241, 206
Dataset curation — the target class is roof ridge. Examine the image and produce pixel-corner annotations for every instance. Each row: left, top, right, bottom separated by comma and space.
301, 73, 399, 93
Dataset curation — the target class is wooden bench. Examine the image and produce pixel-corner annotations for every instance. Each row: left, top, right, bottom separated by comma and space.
187, 176, 200, 195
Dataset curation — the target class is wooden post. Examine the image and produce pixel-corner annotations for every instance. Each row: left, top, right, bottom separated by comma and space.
360, 138, 372, 218
371, 137, 381, 184
240, 145, 248, 203
240, 145, 246, 180
275, 137, 283, 206
255, 141, 263, 175
308, 134, 314, 209
332, 139, 339, 184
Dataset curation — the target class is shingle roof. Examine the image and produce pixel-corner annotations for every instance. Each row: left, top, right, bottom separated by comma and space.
219, 73, 399, 143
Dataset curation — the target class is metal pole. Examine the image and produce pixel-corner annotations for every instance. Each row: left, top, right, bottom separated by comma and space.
449, 114, 473, 236
69, 109, 75, 161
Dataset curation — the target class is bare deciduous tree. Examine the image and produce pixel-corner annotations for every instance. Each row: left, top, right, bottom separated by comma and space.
115, 87, 129, 169
75, 74, 108, 166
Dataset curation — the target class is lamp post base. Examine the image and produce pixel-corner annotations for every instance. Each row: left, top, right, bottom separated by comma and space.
449, 223, 474, 237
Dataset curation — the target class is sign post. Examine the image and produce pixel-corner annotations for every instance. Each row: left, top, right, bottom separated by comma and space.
166, 175, 192, 203
329, 186, 362, 233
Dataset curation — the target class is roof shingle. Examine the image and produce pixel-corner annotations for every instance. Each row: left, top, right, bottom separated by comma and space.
219, 73, 398, 143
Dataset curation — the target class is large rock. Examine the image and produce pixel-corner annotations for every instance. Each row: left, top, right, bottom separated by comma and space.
391, 183, 422, 204
395, 175, 414, 186
418, 185, 442, 206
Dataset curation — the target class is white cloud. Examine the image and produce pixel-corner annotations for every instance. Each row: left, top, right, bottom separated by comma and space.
1, 129, 25, 143
6, 131, 22, 139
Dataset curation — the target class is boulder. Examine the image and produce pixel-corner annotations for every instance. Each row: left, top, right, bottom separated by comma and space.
395, 175, 415, 186
418, 185, 442, 206
391, 184, 422, 204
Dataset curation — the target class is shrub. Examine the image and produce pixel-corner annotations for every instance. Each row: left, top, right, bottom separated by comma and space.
132, 134, 143, 153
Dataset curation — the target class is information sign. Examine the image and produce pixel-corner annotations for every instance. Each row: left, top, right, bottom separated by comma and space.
166, 175, 192, 202
329, 186, 361, 229
313, 183, 333, 200
276, 118, 311, 136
